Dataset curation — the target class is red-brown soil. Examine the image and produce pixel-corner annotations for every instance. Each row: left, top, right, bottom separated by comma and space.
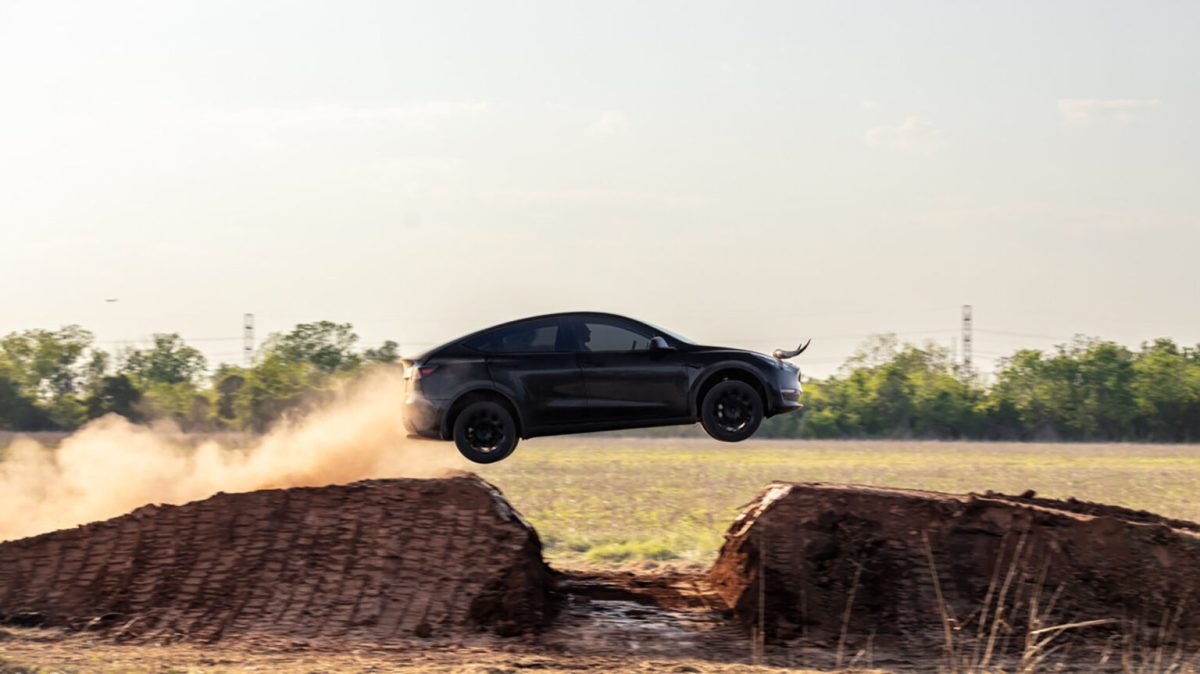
709, 483, 1200, 662
0, 474, 549, 643
4, 476, 1200, 672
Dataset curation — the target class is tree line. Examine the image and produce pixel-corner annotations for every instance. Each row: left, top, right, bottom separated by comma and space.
0, 321, 398, 433
761, 334, 1200, 442
1, 322, 1197, 441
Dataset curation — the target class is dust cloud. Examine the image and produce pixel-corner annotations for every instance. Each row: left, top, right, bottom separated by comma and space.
0, 369, 469, 542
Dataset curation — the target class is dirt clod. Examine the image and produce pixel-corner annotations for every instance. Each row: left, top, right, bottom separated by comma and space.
0, 475, 550, 642
709, 483, 1200, 657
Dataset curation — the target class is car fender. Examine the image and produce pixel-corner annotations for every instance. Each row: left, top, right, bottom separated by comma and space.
438, 384, 527, 440
689, 360, 772, 417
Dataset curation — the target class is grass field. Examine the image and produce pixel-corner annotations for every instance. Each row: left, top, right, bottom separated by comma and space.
476, 436, 1200, 566
4, 432, 1198, 568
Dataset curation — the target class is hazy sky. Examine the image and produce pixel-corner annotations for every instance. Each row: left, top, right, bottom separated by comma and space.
2, 1, 1197, 377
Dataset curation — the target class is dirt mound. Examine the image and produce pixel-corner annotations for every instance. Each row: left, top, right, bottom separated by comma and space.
0, 475, 549, 643
709, 483, 1200, 658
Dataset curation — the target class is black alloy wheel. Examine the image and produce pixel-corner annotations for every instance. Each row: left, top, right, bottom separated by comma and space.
700, 380, 763, 442
453, 400, 518, 463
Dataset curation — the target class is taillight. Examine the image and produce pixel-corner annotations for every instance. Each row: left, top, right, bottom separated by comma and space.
403, 363, 437, 380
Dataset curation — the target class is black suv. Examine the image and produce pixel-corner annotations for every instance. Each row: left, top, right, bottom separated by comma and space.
402, 312, 807, 463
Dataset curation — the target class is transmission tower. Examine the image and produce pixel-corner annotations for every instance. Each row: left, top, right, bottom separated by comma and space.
961, 305, 973, 373
243, 313, 255, 366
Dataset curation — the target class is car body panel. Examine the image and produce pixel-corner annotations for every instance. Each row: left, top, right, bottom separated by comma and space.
484, 352, 589, 429
401, 353, 495, 439
401, 311, 804, 441
577, 349, 693, 423
567, 314, 693, 423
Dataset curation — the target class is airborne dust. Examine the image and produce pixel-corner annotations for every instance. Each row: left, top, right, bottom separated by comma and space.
0, 369, 469, 542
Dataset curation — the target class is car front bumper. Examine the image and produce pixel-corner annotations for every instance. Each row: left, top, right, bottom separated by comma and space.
765, 366, 804, 416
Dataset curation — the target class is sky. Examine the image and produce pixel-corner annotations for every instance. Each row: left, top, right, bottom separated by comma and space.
1, 0, 1198, 378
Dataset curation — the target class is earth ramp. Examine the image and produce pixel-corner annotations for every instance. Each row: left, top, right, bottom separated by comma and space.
0, 475, 550, 643
708, 482, 1200, 660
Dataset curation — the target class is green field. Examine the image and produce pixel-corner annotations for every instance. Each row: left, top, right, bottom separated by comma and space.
476, 436, 1200, 566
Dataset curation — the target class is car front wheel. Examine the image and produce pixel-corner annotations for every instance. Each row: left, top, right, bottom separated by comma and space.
453, 401, 519, 463
700, 380, 763, 442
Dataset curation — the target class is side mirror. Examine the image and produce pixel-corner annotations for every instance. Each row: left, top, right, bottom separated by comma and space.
649, 336, 674, 351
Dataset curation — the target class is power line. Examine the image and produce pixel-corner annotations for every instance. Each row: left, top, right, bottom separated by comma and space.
975, 328, 1072, 341
711, 329, 960, 344
94, 336, 243, 345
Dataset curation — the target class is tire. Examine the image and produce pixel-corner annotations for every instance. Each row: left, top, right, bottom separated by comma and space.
453, 401, 519, 464
700, 379, 764, 442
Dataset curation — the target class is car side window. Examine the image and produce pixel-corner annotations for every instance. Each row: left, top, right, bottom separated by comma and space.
578, 320, 653, 352
466, 319, 567, 354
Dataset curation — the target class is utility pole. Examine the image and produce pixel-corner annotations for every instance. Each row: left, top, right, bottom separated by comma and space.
961, 305, 973, 374
243, 313, 255, 367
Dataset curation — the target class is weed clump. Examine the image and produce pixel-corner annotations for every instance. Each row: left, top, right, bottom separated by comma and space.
584, 540, 678, 563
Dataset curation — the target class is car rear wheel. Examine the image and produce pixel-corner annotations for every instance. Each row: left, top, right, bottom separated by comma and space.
700, 380, 763, 442
453, 401, 519, 464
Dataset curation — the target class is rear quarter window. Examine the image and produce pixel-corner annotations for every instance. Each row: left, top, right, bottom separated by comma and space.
466, 320, 562, 354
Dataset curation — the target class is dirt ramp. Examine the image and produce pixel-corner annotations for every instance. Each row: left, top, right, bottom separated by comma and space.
0, 475, 549, 643
709, 483, 1200, 655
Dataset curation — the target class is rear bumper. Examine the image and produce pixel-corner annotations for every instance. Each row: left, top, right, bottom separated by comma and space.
402, 396, 445, 439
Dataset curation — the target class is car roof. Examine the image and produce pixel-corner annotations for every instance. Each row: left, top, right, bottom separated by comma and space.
493, 311, 639, 325
458, 311, 652, 342
412, 312, 650, 360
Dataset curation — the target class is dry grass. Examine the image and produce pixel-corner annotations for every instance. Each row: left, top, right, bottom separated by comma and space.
0, 632, 876, 674
6, 432, 1195, 566
477, 436, 1200, 566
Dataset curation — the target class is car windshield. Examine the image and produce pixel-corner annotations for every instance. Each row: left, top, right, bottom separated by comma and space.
638, 320, 696, 345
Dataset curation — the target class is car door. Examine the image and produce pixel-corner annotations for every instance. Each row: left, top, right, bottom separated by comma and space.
572, 316, 691, 424
466, 316, 589, 432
